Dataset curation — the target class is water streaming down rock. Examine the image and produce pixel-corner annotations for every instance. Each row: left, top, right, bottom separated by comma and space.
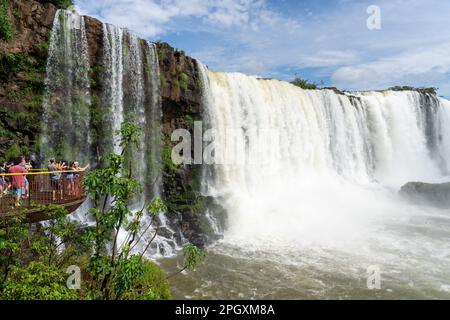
41, 10, 176, 256
100, 23, 177, 256
143, 41, 163, 200
101, 25, 162, 202
101, 23, 124, 155
41, 9, 92, 164
199, 70, 450, 248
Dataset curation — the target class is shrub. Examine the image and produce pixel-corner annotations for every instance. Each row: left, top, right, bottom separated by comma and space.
1, 262, 78, 300
291, 77, 317, 90
120, 260, 172, 300
179, 73, 189, 91
0, 0, 13, 42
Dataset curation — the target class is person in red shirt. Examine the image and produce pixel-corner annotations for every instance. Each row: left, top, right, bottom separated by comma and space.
8, 157, 28, 207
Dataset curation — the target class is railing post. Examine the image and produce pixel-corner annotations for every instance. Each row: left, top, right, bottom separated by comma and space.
27, 174, 31, 208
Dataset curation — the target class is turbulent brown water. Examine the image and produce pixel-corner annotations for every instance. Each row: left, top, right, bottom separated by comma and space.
162, 201, 450, 299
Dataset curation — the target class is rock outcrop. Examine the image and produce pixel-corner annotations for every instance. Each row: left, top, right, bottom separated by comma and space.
400, 181, 450, 208
0, 0, 56, 161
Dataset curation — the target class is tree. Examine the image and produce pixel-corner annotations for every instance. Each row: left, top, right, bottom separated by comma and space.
0, 206, 86, 299
82, 122, 205, 300
0, 122, 205, 300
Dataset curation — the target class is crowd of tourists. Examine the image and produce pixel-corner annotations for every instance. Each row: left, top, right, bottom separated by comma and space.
0, 156, 32, 205
47, 158, 89, 201
0, 156, 89, 207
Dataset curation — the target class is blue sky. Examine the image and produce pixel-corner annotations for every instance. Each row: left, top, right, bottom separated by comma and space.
75, 0, 450, 97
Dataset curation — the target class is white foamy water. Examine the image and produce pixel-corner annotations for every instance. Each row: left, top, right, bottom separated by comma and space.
41, 9, 92, 163
167, 69, 450, 299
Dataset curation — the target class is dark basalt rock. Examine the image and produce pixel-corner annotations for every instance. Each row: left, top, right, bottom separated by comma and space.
0, 0, 56, 160
400, 181, 450, 208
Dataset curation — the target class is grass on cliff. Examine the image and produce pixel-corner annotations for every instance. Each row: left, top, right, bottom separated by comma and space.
291, 77, 318, 90
0, 0, 13, 41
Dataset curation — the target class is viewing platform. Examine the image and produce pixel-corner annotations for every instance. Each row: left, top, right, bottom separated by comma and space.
0, 170, 87, 223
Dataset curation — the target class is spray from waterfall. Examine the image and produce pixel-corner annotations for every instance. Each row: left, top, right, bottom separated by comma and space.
199, 69, 450, 250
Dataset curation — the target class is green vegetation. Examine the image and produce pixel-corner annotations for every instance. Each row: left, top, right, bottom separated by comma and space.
160, 74, 167, 88
291, 77, 318, 90
156, 45, 163, 64
0, 207, 84, 300
1, 143, 24, 163
388, 86, 438, 95
0, 52, 46, 81
179, 72, 189, 91
187, 58, 195, 71
0, 0, 13, 42
0, 48, 49, 163
2, 262, 78, 300
162, 144, 179, 173
123, 42, 130, 57
0, 123, 205, 300
89, 66, 104, 90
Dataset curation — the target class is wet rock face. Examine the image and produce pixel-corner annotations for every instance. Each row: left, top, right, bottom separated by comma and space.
0, 0, 57, 161
0, 0, 56, 54
400, 182, 450, 208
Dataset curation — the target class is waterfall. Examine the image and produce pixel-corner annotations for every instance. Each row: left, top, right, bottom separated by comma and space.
102, 25, 162, 202
144, 41, 163, 198
199, 69, 450, 249
41, 9, 92, 164
100, 23, 176, 256
102, 23, 124, 155
41, 9, 175, 256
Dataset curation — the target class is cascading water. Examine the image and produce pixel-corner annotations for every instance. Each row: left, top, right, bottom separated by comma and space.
41, 9, 92, 164
167, 68, 450, 299
42, 10, 176, 256
144, 41, 163, 198
201, 71, 450, 241
100, 23, 177, 256
101, 23, 124, 155
39, 9, 450, 297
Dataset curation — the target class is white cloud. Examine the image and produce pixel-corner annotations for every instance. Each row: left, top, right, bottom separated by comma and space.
76, 0, 269, 37
332, 43, 450, 95
75, 0, 450, 97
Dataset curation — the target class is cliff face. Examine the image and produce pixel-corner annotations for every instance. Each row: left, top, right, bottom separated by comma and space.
0, 0, 217, 247
0, 0, 56, 161
81, 9, 213, 247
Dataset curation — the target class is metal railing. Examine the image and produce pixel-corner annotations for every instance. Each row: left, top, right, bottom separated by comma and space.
0, 170, 86, 214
